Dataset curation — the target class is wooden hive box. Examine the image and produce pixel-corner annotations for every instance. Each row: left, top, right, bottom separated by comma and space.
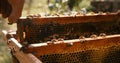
2, 12, 120, 63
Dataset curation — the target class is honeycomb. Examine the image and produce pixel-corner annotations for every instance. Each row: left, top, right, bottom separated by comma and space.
24, 36, 120, 63
39, 46, 120, 63
17, 17, 120, 44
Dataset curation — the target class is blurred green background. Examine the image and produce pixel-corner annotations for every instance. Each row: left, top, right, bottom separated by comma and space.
0, 0, 90, 63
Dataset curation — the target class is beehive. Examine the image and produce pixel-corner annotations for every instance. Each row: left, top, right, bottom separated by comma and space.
14, 12, 120, 63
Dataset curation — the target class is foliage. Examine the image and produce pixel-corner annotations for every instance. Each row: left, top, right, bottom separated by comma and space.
0, 18, 12, 63
22, 0, 91, 16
